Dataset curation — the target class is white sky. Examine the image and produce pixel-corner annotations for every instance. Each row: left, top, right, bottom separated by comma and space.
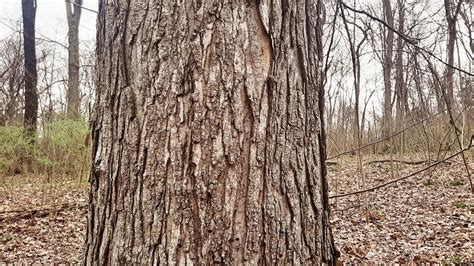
0, 0, 470, 120
0, 0, 98, 115
0, 0, 98, 41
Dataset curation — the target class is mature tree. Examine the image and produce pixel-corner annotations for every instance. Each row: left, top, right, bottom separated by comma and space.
21, 0, 38, 135
84, 0, 337, 264
65, 0, 83, 118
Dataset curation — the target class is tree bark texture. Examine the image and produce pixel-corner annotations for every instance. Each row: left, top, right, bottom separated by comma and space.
21, 0, 38, 135
66, 0, 83, 118
84, 0, 337, 264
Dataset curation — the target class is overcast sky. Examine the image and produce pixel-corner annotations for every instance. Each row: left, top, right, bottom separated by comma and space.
0, 0, 99, 114
0, 0, 98, 41
0, 0, 469, 117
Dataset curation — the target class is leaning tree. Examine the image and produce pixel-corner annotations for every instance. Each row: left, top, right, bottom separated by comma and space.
84, 0, 337, 264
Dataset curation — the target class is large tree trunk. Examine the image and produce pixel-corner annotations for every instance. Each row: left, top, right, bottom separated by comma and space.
84, 0, 337, 264
66, 0, 82, 119
382, 0, 394, 141
21, 0, 38, 135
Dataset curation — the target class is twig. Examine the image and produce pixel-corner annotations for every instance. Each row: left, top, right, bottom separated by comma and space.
340, 1, 473, 77
425, 56, 474, 193
329, 140, 472, 199
340, 1, 418, 44
65, 0, 98, 14
365, 159, 452, 165
327, 110, 445, 160
324, 2, 340, 76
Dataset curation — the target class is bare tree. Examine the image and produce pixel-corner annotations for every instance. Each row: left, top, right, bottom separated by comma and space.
444, 0, 463, 110
382, 0, 395, 141
79, 40, 96, 119
458, 2, 473, 132
340, 9, 368, 147
0, 32, 24, 125
65, 0, 83, 119
21, 0, 38, 135
394, 0, 406, 134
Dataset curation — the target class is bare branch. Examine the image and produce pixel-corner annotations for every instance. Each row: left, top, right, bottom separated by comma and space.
330, 136, 473, 199
65, 0, 97, 14
340, 1, 473, 77
327, 109, 446, 160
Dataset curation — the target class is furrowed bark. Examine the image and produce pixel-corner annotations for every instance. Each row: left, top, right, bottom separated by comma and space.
84, 0, 337, 264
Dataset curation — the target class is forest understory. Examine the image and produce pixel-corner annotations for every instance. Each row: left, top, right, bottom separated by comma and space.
1, 154, 472, 264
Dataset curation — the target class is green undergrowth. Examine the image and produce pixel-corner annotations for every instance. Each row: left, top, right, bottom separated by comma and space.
0, 119, 91, 181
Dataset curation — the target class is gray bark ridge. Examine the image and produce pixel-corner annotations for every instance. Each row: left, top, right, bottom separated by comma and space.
85, 0, 337, 264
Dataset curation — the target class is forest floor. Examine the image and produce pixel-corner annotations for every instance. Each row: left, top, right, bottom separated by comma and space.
327, 153, 473, 264
0, 154, 472, 264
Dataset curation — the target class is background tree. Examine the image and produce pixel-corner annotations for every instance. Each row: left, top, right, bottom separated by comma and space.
394, 0, 406, 134
458, 2, 472, 137
0, 31, 24, 126
21, 0, 38, 135
444, 0, 462, 110
84, 0, 337, 264
381, 0, 394, 141
65, 0, 83, 119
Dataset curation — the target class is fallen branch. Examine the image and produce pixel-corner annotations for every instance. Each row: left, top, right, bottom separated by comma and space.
329, 142, 472, 199
0, 203, 87, 222
365, 159, 452, 166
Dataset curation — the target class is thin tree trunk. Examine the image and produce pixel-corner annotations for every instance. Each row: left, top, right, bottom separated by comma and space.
84, 0, 337, 264
66, 0, 82, 119
412, 52, 428, 116
459, 5, 473, 133
444, 0, 461, 111
382, 0, 394, 142
427, 61, 447, 114
395, 0, 405, 150
22, 0, 38, 135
